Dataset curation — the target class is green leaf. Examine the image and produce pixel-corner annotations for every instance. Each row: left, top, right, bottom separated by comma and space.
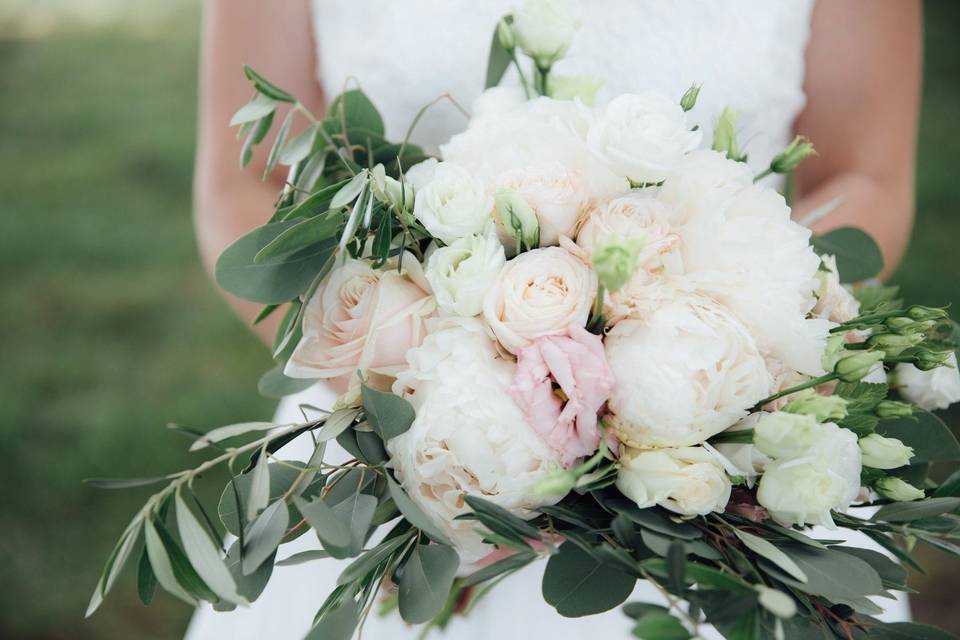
326, 89, 385, 137
223, 539, 274, 602
811, 227, 884, 282
263, 108, 294, 178
462, 495, 541, 542
84, 476, 173, 489
314, 408, 360, 442
329, 170, 369, 209
242, 500, 289, 575
305, 598, 360, 640
869, 622, 957, 640
461, 552, 537, 588
279, 124, 319, 165
666, 541, 686, 594
641, 559, 751, 592
772, 545, 884, 602
386, 474, 454, 546
873, 497, 960, 522
136, 545, 157, 606
230, 93, 277, 126
732, 528, 807, 583
188, 422, 275, 452
336, 531, 412, 586
282, 176, 351, 222
246, 449, 270, 523
934, 468, 960, 497
485, 15, 514, 89
175, 492, 245, 604
218, 463, 314, 536
143, 518, 197, 606
632, 612, 691, 640
275, 549, 330, 567
398, 544, 460, 624
243, 65, 295, 102
254, 210, 344, 264
754, 585, 796, 619
542, 543, 636, 617
215, 220, 336, 304
604, 499, 702, 540
361, 384, 416, 441
830, 546, 907, 588
257, 366, 317, 399
876, 410, 960, 463
834, 381, 887, 411
85, 517, 143, 616
293, 153, 328, 202
330, 491, 378, 557
240, 112, 274, 168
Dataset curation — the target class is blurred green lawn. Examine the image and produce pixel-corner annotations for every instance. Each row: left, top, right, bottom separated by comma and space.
0, 3, 958, 639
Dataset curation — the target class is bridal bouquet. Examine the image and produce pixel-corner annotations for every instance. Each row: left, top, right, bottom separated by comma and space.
88, 2, 960, 638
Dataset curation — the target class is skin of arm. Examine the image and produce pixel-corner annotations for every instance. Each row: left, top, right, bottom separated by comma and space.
793, 0, 922, 279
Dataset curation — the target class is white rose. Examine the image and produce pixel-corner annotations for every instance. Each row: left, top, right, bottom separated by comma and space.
512, 0, 578, 68
753, 412, 823, 459
425, 233, 506, 317
587, 92, 702, 184
389, 319, 562, 563
605, 295, 772, 448
756, 458, 849, 528
895, 353, 960, 410
404, 157, 438, 191
285, 255, 434, 380
813, 255, 861, 323
483, 245, 596, 353
412, 161, 493, 244
496, 162, 587, 245
858, 434, 914, 470
616, 446, 732, 516
659, 150, 830, 376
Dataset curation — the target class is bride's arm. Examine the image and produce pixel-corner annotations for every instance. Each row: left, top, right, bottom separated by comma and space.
195, 0, 325, 340
793, 0, 922, 279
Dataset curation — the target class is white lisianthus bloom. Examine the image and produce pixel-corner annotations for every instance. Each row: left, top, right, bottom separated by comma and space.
587, 92, 702, 184
616, 446, 732, 516
425, 233, 506, 317
813, 254, 861, 323
512, 0, 578, 68
858, 434, 914, 470
404, 157, 438, 191
659, 150, 830, 376
389, 319, 562, 563
753, 412, 823, 459
496, 162, 587, 246
895, 353, 960, 410
412, 161, 493, 244
756, 458, 849, 528
605, 295, 772, 448
483, 246, 596, 353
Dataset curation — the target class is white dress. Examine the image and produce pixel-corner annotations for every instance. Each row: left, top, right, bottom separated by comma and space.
187, 2, 911, 637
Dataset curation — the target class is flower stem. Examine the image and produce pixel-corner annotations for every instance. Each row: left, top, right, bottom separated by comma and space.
752, 373, 838, 411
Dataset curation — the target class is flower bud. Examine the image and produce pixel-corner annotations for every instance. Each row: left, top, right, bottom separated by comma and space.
496, 17, 516, 51
834, 351, 885, 383
884, 317, 935, 335
866, 332, 925, 356
914, 350, 954, 372
712, 107, 747, 162
495, 188, 540, 252
591, 238, 644, 293
875, 476, 924, 502
513, 0, 578, 69
680, 84, 701, 112
821, 334, 847, 371
769, 135, 816, 174
753, 412, 822, 459
875, 400, 913, 419
859, 433, 914, 470
783, 392, 848, 422
548, 74, 604, 106
371, 164, 414, 212
534, 469, 577, 498
907, 305, 948, 322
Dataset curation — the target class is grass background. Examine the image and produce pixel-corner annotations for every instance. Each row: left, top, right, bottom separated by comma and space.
0, 2, 957, 638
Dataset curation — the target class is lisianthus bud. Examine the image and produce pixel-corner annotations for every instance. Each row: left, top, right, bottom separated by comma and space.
835, 351, 886, 383
512, 0, 578, 69
875, 400, 913, 419
907, 305, 948, 322
496, 17, 516, 51
876, 476, 924, 502
822, 334, 847, 371
371, 164, 414, 212
548, 74, 603, 106
769, 136, 816, 174
783, 393, 848, 422
866, 332, 925, 356
680, 84, 701, 112
753, 412, 822, 459
712, 106, 746, 162
534, 469, 578, 498
914, 350, 954, 372
885, 317, 935, 335
592, 238, 644, 293
859, 434, 914, 470
495, 188, 540, 252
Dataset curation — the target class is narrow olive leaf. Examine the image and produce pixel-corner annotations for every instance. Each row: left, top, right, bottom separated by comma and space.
280, 124, 319, 165
330, 170, 368, 209
243, 65, 295, 102
733, 529, 807, 583
666, 541, 687, 594
336, 531, 413, 586
542, 542, 636, 617
293, 153, 328, 203
84, 476, 174, 489
143, 518, 197, 606
641, 559, 751, 593
275, 549, 331, 567
283, 176, 350, 221
223, 539, 274, 602
137, 546, 157, 606
873, 497, 960, 523
314, 408, 360, 442
463, 495, 540, 540
246, 448, 270, 523
293, 495, 351, 550
398, 544, 460, 624
175, 492, 246, 604
230, 93, 277, 126
385, 475, 453, 546
870, 622, 958, 640
305, 598, 360, 640
253, 211, 344, 264
362, 384, 416, 441
264, 109, 294, 178
242, 500, 290, 575
811, 227, 884, 283
189, 422, 276, 452
85, 517, 143, 616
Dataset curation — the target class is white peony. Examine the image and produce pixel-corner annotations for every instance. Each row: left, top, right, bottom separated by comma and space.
587, 92, 701, 184
658, 150, 830, 376
895, 353, 960, 410
512, 0, 578, 68
483, 245, 596, 353
496, 161, 587, 246
617, 446, 732, 516
813, 254, 861, 323
605, 295, 772, 448
411, 161, 493, 244
389, 319, 562, 562
425, 233, 505, 317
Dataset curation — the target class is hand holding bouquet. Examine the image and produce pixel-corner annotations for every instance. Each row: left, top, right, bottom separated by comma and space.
87, 2, 960, 638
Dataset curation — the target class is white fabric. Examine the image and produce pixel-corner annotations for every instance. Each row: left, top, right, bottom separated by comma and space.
187, 2, 913, 637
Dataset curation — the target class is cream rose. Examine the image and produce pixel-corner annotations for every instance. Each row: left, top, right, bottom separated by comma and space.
285, 255, 434, 380
412, 161, 493, 244
895, 353, 960, 410
616, 446, 732, 516
496, 162, 587, 246
587, 92, 701, 184
425, 233, 506, 317
605, 295, 772, 448
483, 246, 596, 353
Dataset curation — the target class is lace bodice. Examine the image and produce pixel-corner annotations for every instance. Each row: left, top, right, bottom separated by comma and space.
311, 0, 815, 171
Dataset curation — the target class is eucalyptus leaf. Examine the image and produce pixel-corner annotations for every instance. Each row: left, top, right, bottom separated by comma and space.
246, 449, 270, 523
876, 410, 960, 463
305, 598, 360, 640
542, 542, 635, 617
326, 89, 385, 137
631, 612, 690, 640
224, 539, 274, 602
386, 475, 453, 546
254, 210, 344, 263
276, 549, 331, 567
336, 531, 412, 586
219, 462, 314, 536
398, 544, 460, 624
361, 384, 416, 441
242, 500, 290, 575
772, 544, 884, 601
732, 528, 807, 583
257, 366, 317, 399
869, 622, 958, 640
811, 227, 884, 282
